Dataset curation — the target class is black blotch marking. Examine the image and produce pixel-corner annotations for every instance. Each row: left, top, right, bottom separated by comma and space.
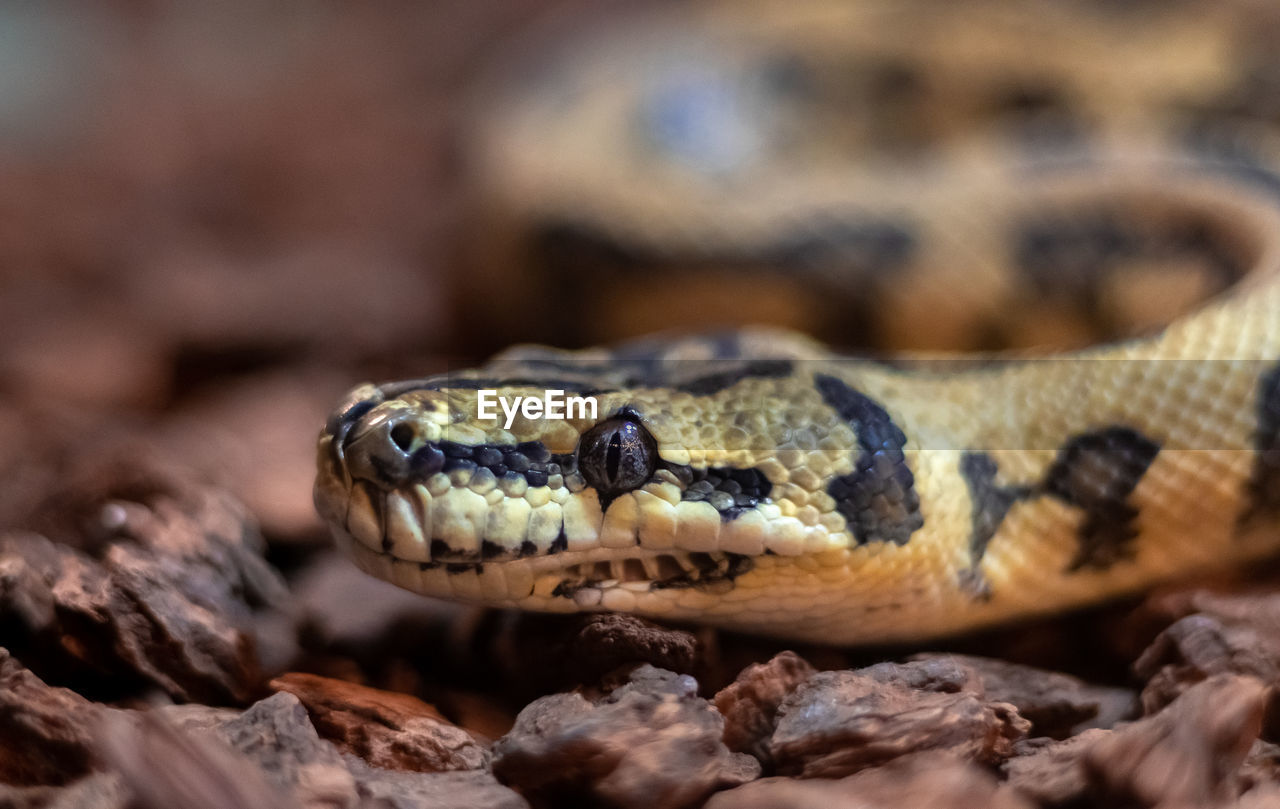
673, 359, 795, 396
490, 338, 797, 394
531, 217, 917, 348
369, 432, 576, 500
1180, 92, 1280, 201
519, 441, 553, 463
865, 354, 1031, 374
536, 218, 915, 277
534, 220, 642, 274
1194, 138, 1280, 203
986, 81, 1083, 146
1043, 427, 1161, 571
1013, 208, 1245, 340
384, 377, 611, 396
866, 59, 925, 103
1241, 360, 1280, 525
442, 457, 477, 475
815, 373, 923, 546
960, 452, 1033, 566
440, 441, 472, 458
991, 82, 1066, 116
549, 533, 568, 554
1016, 214, 1130, 302
763, 220, 916, 278
673, 464, 773, 520
958, 453, 1033, 597
409, 445, 444, 477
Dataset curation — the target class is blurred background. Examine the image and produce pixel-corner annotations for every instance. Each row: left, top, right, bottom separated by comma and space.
0, 0, 616, 550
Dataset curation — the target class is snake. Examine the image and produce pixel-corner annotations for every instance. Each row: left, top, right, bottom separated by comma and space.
314, 0, 1280, 644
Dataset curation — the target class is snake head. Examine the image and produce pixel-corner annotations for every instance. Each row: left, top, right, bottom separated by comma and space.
313, 330, 894, 628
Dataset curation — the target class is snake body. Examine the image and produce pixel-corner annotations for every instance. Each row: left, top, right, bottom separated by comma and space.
315, 0, 1280, 643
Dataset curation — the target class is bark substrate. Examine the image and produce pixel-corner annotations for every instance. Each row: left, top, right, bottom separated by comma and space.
0, 444, 1278, 809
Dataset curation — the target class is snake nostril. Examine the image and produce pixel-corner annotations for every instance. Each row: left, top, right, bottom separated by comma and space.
389, 422, 416, 454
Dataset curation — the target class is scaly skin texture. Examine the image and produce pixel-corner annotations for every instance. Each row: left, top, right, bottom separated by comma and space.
315, 2, 1280, 643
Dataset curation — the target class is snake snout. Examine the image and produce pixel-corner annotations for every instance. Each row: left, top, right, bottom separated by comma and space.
341, 406, 446, 487
323, 383, 384, 454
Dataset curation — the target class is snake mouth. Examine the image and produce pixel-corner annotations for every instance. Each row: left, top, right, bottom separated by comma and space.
547, 549, 753, 601
327, 509, 755, 605
315, 431, 758, 604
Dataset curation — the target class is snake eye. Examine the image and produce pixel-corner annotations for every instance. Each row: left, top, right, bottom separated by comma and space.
577, 417, 658, 494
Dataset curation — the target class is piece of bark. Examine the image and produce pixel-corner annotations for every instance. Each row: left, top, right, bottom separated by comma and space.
713, 651, 816, 766
101, 691, 524, 809
270, 672, 489, 772
156, 704, 244, 734
1136, 610, 1280, 716
0, 773, 130, 809
97, 710, 299, 809
0, 444, 288, 703
492, 665, 759, 809
343, 755, 529, 809
1239, 740, 1280, 794
859, 656, 983, 695
208, 692, 359, 808
1005, 674, 1268, 808
495, 612, 703, 696
911, 653, 1137, 738
1086, 674, 1268, 808
1237, 784, 1280, 809
1003, 729, 1111, 807
705, 751, 1032, 809
769, 666, 1030, 778
0, 648, 118, 786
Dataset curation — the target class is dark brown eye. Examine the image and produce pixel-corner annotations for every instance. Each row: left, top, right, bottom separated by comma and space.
577, 417, 657, 494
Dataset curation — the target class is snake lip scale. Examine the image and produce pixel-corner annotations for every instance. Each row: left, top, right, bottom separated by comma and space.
315, 2, 1280, 644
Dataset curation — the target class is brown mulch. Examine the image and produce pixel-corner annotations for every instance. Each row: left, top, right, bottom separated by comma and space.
2, 3, 1280, 808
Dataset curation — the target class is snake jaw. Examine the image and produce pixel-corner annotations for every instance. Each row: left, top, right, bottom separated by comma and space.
326, 514, 764, 619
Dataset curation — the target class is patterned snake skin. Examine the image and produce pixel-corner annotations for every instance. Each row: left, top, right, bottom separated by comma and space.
314, 0, 1280, 643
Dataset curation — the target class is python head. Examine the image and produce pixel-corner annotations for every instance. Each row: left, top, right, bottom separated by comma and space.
313, 331, 935, 641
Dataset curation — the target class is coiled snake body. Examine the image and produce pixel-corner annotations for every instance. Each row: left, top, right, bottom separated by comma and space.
315, 0, 1280, 643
